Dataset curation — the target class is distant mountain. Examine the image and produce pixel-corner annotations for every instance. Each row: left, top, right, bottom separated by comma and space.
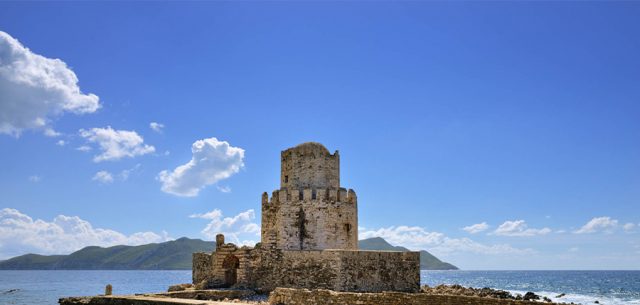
0, 236, 457, 270
0, 237, 214, 270
359, 237, 459, 270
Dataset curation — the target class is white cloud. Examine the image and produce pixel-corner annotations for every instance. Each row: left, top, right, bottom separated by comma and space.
623, 222, 635, 232
158, 137, 244, 197
56, 140, 66, 146
149, 122, 164, 133
79, 126, 155, 162
44, 128, 62, 137
119, 164, 141, 181
462, 222, 489, 234
0, 31, 100, 137
493, 220, 552, 237
92, 171, 113, 184
76, 145, 92, 152
28, 175, 41, 183
359, 226, 532, 255
190, 209, 259, 245
216, 185, 231, 193
0, 208, 171, 259
574, 217, 618, 234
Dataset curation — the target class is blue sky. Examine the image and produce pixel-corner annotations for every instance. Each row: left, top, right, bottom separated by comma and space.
0, 2, 639, 270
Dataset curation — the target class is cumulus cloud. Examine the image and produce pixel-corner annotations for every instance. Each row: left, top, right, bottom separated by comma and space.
92, 170, 113, 184
574, 216, 618, 234
158, 137, 244, 197
190, 209, 259, 245
0, 31, 100, 137
79, 126, 155, 162
492, 220, 552, 237
359, 226, 532, 255
623, 223, 636, 232
462, 222, 489, 234
149, 122, 164, 133
56, 140, 66, 146
0, 208, 171, 259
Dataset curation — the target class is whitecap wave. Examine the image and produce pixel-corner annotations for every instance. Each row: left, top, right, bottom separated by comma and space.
508, 290, 640, 305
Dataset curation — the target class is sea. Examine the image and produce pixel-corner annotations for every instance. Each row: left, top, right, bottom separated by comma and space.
0, 270, 638, 305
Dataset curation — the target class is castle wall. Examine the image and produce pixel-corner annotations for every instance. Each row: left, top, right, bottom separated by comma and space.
262, 188, 357, 251
248, 249, 420, 293
193, 248, 419, 293
280, 142, 339, 189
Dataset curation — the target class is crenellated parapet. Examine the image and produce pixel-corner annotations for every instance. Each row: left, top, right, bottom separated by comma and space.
262, 188, 357, 205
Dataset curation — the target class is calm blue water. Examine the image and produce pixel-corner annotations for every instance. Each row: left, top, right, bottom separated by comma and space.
0, 270, 638, 305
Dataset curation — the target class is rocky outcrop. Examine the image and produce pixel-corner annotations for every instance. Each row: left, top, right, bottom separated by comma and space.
421, 285, 551, 302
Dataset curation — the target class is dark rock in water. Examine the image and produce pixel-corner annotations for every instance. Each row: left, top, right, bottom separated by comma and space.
556, 293, 566, 298
543, 296, 553, 302
594, 301, 600, 304
1, 289, 20, 294
422, 284, 519, 300
523, 292, 541, 301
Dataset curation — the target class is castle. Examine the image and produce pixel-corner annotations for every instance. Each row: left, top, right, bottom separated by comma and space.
193, 142, 419, 293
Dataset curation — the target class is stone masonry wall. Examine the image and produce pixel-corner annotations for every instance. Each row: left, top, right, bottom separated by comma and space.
192, 252, 212, 284
247, 249, 419, 293
261, 188, 357, 251
268, 288, 566, 305
280, 142, 339, 190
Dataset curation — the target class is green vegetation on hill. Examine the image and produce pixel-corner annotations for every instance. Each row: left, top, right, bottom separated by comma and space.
0, 237, 457, 270
359, 237, 458, 270
0, 237, 214, 270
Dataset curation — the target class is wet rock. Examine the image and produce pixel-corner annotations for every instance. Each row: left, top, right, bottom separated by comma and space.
556, 293, 566, 298
421, 284, 516, 300
523, 291, 541, 301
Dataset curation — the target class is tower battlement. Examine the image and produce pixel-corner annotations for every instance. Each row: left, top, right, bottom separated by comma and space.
262, 188, 357, 205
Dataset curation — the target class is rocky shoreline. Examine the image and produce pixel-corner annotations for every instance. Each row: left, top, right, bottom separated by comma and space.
158, 284, 576, 305
420, 285, 585, 304
60, 283, 581, 305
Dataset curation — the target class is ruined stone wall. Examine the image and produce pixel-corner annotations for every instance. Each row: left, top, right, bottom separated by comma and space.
247, 249, 419, 293
192, 240, 255, 288
280, 142, 339, 190
261, 188, 357, 250
269, 288, 566, 305
192, 252, 212, 284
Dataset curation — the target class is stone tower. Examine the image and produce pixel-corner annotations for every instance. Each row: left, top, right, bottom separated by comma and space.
261, 142, 358, 250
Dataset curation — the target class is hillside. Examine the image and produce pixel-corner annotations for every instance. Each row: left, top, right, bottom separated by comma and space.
359, 237, 459, 270
0, 237, 214, 270
0, 237, 457, 270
